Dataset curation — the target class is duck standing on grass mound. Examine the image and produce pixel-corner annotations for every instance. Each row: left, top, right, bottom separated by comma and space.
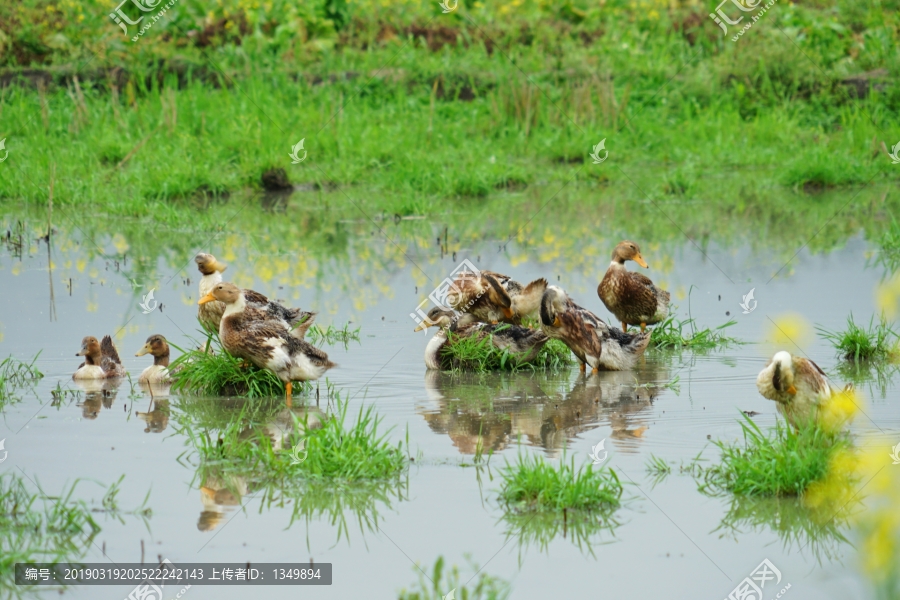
135, 334, 174, 383
73, 335, 126, 379
446, 269, 548, 324
195, 253, 316, 339
415, 307, 549, 370
598, 241, 670, 333
540, 286, 650, 372
198, 282, 335, 402
756, 350, 850, 429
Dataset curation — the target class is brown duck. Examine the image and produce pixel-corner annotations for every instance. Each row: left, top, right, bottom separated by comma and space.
445, 269, 547, 324
73, 335, 126, 379
598, 241, 670, 333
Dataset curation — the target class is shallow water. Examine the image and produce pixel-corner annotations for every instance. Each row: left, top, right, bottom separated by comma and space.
1, 185, 899, 599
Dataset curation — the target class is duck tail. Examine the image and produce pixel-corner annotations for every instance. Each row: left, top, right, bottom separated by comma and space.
515, 277, 549, 318
100, 335, 122, 364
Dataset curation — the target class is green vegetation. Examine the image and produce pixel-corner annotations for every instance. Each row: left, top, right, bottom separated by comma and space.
817, 314, 900, 362
649, 314, 740, 350
877, 217, 900, 273
169, 334, 307, 398
397, 556, 510, 600
501, 509, 621, 559
699, 415, 852, 497
441, 331, 572, 372
307, 322, 361, 348
498, 452, 623, 513
0, 353, 43, 407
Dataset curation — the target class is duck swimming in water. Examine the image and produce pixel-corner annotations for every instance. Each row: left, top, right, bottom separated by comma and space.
135, 334, 173, 384
73, 335, 126, 379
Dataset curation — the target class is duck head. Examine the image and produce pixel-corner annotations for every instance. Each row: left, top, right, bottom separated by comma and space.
540, 286, 568, 327
76, 336, 102, 364
612, 241, 649, 268
414, 307, 458, 332
771, 350, 797, 395
194, 253, 228, 276
198, 282, 242, 305
136, 334, 171, 366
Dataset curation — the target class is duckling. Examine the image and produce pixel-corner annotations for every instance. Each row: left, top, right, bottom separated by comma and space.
195, 253, 316, 339
446, 269, 548, 324
756, 350, 849, 428
540, 286, 650, 372
414, 307, 549, 370
73, 335, 126, 379
135, 334, 173, 383
198, 282, 335, 401
598, 241, 670, 333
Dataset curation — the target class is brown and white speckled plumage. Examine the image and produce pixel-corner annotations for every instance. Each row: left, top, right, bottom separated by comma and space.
415, 308, 549, 370
756, 350, 844, 428
200, 283, 335, 385
445, 269, 547, 324
73, 335, 126, 379
598, 241, 670, 332
195, 253, 316, 339
540, 286, 650, 371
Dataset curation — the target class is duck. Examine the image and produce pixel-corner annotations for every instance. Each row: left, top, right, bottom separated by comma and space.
414, 307, 549, 370
756, 350, 850, 428
135, 334, 173, 383
540, 286, 650, 372
445, 269, 548, 324
598, 241, 670, 333
195, 252, 316, 339
73, 335, 126, 379
198, 282, 335, 402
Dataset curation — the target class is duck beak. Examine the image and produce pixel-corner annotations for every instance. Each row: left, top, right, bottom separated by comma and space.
552, 316, 561, 327
634, 254, 649, 268
135, 343, 151, 357
198, 292, 217, 305
786, 385, 797, 396
76, 346, 87, 356
502, 307, 514, 320
414, 321, 431, 332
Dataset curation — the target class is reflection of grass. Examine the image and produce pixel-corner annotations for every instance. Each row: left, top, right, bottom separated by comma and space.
714, 495, 851, 564
498, 452, 622, 512
442, 332, 572, 372
0, 353, 43, 408
833, 360, 900, 401
817, 314, 899, 362
699, 415, 852, 497
649, 314, 740, 350
169, 334, 308, 398
501, 509, 620, 559
398, 556, 510, 600
307, 322, 361, 349
877, 217, 900, 273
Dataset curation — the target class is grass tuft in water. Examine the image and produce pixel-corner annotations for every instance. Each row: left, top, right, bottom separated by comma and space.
0, 353, 44, 407
649, 313, 740, 350
307, 322, 361, 349
498, 452, 623, 513
442, 332, 572, 372
698, 415, 852, 497
397, 556, 510, 600
816, 314, 900, 362
169, 333, 305, 398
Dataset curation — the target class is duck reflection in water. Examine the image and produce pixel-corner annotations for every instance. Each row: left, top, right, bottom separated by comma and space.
419, 360, 670, 457
72, 379, 121, 420
136, 381, 171, 433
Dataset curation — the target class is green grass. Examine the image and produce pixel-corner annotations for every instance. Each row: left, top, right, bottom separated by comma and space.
817, 314, 900, 362
441, 331, 572, 372
500, 509, 621, 560
169, 333, 308, 398
0, 353, 43, 407
877, 216, 900, 273
698, 415, 853, 498
498, 451, 623, 513
307, 322, 361, 348
397, 556, 510, 600
649, 314, 740, 350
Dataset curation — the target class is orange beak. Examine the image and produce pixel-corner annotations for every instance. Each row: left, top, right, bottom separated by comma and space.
502, 307, 514, 320
786, 385, 797, 396
552, 316, 561, 327
634, 254, 649, 268
198, 292, 216, 305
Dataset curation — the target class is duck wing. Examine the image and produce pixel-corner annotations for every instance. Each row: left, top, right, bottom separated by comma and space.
99, 335, 124, 377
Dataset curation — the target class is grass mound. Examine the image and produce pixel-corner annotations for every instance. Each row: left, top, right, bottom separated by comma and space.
699, 415, 853, 497
498, 452, 623, 513
441, 331, 572, 372
817, 314, 899, 362
397, 556, 510, 600
649, 314, 740, 350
